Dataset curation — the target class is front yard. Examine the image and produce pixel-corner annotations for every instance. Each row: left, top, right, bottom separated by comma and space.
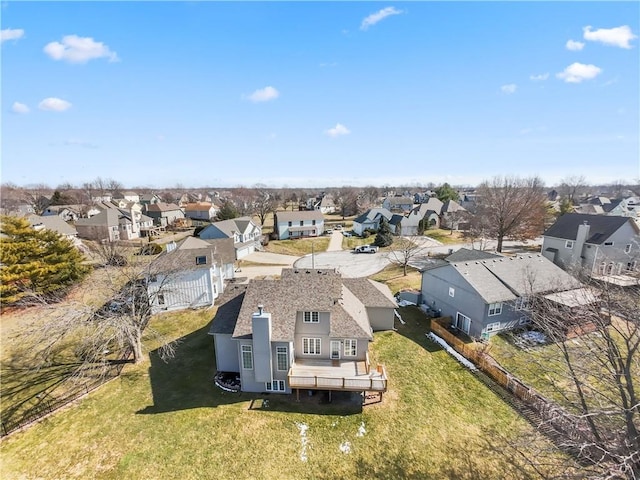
0, 305, 563, 479
424, 228, 465, 245
264, 237, 330, 256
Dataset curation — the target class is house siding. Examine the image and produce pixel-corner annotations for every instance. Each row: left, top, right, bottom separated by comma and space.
366, 306, 395, 331
148, 269, 215, 314
214, 334, 239, 372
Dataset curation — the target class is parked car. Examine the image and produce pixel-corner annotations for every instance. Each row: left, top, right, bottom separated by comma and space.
335, 224, 342, 230
325, 228, 333, 234
354, 245, 379, 254
342, 231, 352, 237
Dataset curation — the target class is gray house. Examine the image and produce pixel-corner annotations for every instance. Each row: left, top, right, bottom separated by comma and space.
542, 213, 640, 275
352, 208, 393, 236
382, 196, 414, 213
420, 254, 592, 339
145, 202, 185, 227
198, 216, 262, 259
209, 269, 395, 396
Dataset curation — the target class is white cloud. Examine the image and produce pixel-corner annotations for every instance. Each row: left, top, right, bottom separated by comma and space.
583, 25, 637, 49
246, 86, 279, 103
360, 6, 403, 30
325, 123, 351, 137
38, 97, 72, 111
565, 39, 585, 51
556, 63, 602, 83
11, 102, 29, 114
530, 73, 549, 81
500, 84, 517, 94
43, 35, 119, 63
1, 28, 24, 43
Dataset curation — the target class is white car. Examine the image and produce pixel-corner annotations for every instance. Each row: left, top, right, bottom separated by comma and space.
354, 245, 379, 254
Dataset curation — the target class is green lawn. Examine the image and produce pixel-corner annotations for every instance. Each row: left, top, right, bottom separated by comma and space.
1, 306, 563, 479
369, 264, 422, 295
424, 228, 465, 245
264, 237, 330, 256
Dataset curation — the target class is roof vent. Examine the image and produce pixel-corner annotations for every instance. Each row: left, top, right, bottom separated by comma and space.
257, 304, 264, 315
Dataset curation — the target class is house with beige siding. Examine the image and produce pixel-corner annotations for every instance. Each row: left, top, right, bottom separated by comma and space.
209, 269, 395, 397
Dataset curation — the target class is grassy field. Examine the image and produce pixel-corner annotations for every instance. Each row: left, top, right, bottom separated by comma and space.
369, 264, 422, 295
0, 305, 563, 479
264, 237, 330, 256
424, 228, 466, 245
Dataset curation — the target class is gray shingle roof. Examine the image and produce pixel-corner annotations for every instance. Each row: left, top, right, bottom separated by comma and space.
275, 210, 325, 222
209, 284, 247, 335
445, 248, 501, 263
28, 214, 77, 236
543, 213, 632, 244
218, 269, 394, 342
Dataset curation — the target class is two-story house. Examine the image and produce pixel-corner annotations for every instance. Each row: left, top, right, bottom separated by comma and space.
421, 254, 595, 340
145, 202, 185, 227
147, 236, 235, 314
183, 202, 217, 222
209, 269, 395, 397
542, 213, 640, 275
352, 208, 393, 236
274, 211, 325, 240
382, 197, 415, 213
197, 216, 262, 259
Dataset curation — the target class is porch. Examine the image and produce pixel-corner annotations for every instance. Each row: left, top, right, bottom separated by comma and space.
287, 357, 388, 393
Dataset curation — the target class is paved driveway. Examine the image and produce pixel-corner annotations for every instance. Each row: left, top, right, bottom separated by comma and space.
294, 250, 391, 278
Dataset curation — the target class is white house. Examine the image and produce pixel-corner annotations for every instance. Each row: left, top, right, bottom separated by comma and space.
274, 211, 325, 240
198, 216, 262, 259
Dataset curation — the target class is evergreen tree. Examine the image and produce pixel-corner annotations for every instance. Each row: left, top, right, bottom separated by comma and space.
434, 183, 460, 203
0, 216, 90, 304
374, 217, 394, 247
215, 201, 239, 221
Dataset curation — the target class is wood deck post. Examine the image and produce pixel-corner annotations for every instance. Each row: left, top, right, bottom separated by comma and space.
296, 389, 300, 402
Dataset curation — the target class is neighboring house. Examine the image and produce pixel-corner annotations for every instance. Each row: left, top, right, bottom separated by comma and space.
541, 213, 640, 275
139, 193, 162, 207
313, 195, 336, 214
399, 200, 442, 235
421, 254, 594, 339
91, 192, 113, 203
352, 208, 393, 236
145, 202, 185, 227
441, 200, 469, 231
274, 211, 325, 240
75, 209, 122, 242
198, 216, 262, 259
41, 205, 81, 222
147, 237, 235, 314
209, 268, 394, 395
184, 202, 217, 222
28, 214, 78, 240
382, 197, 415, 213
606, 197, 640, 220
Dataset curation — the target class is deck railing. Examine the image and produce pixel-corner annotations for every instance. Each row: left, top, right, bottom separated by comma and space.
288, 372, 387, 392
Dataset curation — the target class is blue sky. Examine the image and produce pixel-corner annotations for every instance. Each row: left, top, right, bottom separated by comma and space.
2, 1, 639, 188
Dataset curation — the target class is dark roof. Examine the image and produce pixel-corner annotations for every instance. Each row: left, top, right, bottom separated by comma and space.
389, 214, 404, 226
543, 213, 632, 243
445, 248, 501, 263
209, 285, 247, 335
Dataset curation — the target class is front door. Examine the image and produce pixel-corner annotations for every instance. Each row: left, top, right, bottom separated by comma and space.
330, 341, 341, 360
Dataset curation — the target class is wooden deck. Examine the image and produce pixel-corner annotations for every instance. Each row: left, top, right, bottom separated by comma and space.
288, 358, 387, 392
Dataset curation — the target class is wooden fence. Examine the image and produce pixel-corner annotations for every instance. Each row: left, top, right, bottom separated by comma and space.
429, 318, 595, 445
1, 349, 132, 438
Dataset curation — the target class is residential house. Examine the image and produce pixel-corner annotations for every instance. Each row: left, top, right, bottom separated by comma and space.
274, 211, 325, 240
147, 236, 235, 314
183, 202, 217, 222
145, 202, 185, 227
382, 196, 415, 213
421, 254, 594, 339
541, 213, 640, 275
209, 268, 394, 395
112, 191, 140, 203
352, 208, 393, 236
606, 197, 640, 220
441, 199, 469, 231
139, 193, 162, 207
75, 209, 121, 242
42, 205, 81, 222
28, 214, 78, 241
308, 195, 336, 214
399, 199, 443, 235
198, 216, 262, 259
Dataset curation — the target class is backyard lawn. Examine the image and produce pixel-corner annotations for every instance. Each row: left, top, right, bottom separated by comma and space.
424, 228, 465, 245
369, 264, 422, 295
0, 305, 565, 479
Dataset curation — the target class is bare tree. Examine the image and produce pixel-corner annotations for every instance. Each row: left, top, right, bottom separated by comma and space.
253, 187, 275, 226
505, 273, 640, 479
559, 175, 588, 205
475, 175, 547, 252
22, 183, 53, 215
388, 236, 427, 276
335, 187, 360, 219
106, 178, 123, 192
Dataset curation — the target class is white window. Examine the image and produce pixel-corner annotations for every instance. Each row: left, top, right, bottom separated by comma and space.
241, 345, 253, 369
604, 241, 614, 246
266, 380, 286, 392
344, 339, 357, 357
488, 302, 502, 316
303, 311, 319, 323
157, 293, 165, 305
625, 244, 632, 253
514, 296, 530, 311
485, 322, 501, 333
449, 287, 455, 297
565, 240, 574, 249
518, 316, 531, 326
627, 261, 638, 271
276, 346, 288, 370
303, 338, 321, 355
196, 255, 207, 265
